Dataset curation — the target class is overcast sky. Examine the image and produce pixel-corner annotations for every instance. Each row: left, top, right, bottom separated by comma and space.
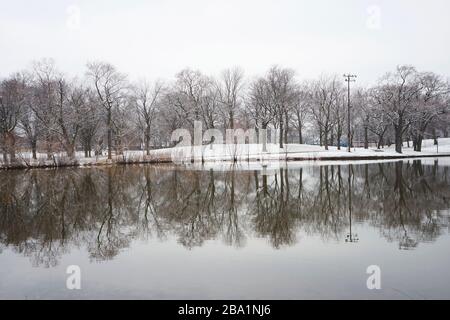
1, 0, 449, 85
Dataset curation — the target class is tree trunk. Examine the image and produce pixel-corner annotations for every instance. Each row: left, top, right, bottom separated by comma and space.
417, 135, 423, 152
324, 129, 329, 151
319, 127, 323, 146
107, 109, 112, 159
9, 148, 16, 162
284, 111, 289, 145
433, 128, 438, 145
364, 126, 369, 149
229, 111, 234, 130
83, 140, 89, 158
395, 124, 403, 153
279, 118, 284, 148
263, 173, 268, 196
31, 140, 37, 160
145, 124, 151, 156
68, 148, 74, 159
350, 132, 354, 149
2, 147, 7, 163
377, 129, 387, 150
45, 131, 52, 160
377, 136, 383, 149
6, 132, 16, 162
337, 126, 342, 151
298, 126, 303, 145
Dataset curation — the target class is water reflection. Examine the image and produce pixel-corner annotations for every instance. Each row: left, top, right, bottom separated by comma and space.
1, 160, 450, 267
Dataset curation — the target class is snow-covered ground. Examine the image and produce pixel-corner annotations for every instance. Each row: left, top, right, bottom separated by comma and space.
1, 138, 450, 169
150, 138, 450, 163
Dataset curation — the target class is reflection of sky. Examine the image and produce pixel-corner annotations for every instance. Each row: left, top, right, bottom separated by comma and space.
1, 0, 449, 85
1, 225, 450, 299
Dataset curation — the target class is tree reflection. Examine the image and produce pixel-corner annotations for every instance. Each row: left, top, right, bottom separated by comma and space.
1, 159, 450, 266
252, 168, 298, 248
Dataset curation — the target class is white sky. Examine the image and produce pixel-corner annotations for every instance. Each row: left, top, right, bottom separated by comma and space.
1, 0, 449, 86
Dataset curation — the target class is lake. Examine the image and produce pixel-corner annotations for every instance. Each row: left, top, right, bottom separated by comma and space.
1, 159, 450, 299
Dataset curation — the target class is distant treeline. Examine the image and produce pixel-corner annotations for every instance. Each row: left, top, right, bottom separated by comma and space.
1, 59, 449, 163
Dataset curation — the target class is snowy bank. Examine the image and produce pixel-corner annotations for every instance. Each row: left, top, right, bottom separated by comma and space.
1, 138, 450, 170
150, 138, 450, 163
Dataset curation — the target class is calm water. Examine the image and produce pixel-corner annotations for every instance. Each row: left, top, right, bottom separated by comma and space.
1, 159, 450, 299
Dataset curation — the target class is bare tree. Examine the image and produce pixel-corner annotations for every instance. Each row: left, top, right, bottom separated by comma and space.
353, 88, 371, 149
86, 62, 127, 160
217, 67, 245, 129
19, 82, 41, 160
28, 60, 85, 159
0, 74, 26, 162
52, 78, 85, 158
133, 80, 164, 155
31, 58, 59, 159
266, 66, 296, 148
373, 65, 423, 153
1, 58, 450, 165
333, 92, 347, 150
201, 85, 221, 129
247, 77, 276, 151
291, 84, 311, 144
309, 75, 341, 150
161, 89, 191, 146
79, 88, 101, 157
175, 69, 209, 130
409, 72, 448, 151
112, 96, 136, 155
366, 89, 391, 149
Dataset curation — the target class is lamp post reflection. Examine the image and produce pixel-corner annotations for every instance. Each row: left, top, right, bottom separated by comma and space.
345, 164, 359, 243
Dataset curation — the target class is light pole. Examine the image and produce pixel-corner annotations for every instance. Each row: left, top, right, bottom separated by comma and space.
345, 164, 359, 243
344, 74, 357, 153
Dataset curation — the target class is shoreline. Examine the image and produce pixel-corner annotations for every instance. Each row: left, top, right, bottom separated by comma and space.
1, 152, 450, 171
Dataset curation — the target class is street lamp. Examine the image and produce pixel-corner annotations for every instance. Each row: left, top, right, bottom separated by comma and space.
344, 74, 357, 153
345, 164, 359, 243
